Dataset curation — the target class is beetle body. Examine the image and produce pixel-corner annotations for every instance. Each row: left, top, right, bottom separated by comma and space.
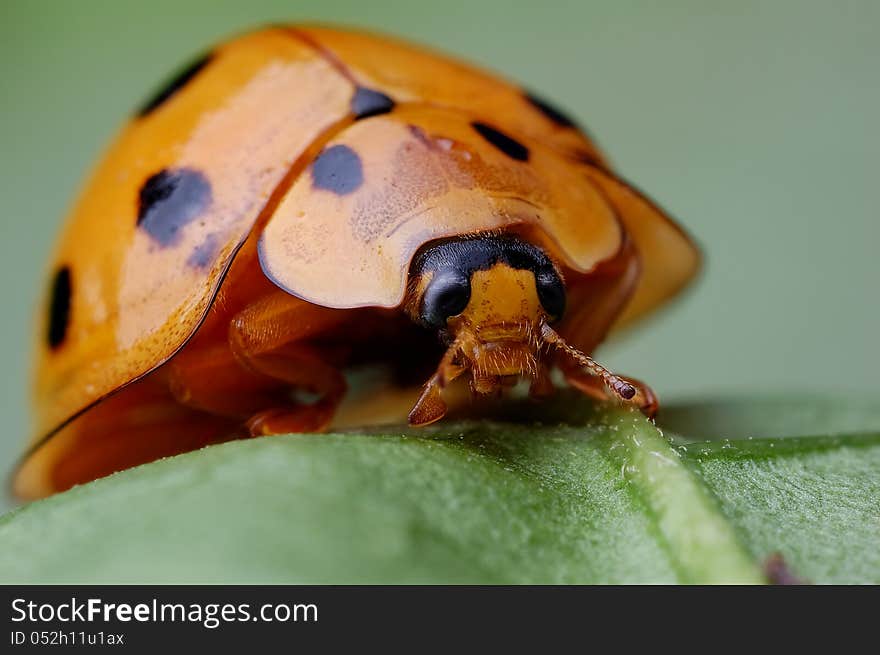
17, 26, 699, 498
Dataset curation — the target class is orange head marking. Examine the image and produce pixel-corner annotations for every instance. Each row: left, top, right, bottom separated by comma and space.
449, 264, 544, 379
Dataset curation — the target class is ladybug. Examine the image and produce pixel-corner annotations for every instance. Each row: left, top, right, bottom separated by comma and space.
15, 26, 699, 499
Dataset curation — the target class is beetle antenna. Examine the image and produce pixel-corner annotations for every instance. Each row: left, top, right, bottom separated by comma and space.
539, 322, 636, 401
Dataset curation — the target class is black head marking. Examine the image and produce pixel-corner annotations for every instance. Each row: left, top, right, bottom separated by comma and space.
413, 234, 565, 325
311, 144, 363, 195
534, 268, 565, 321
137, 53, 213, 117
137, 168, 212, 247
525, 92, 578, 128
351, 86, 395, 120
471, 122, 529, 162
420, 271, 472, 329
47, 266, 72, 350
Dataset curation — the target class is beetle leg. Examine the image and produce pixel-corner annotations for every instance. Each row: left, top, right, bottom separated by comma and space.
227, 290, 349, 357
238, 343, 348, 435
408, 363, 467, 426
529, 362, 556, 399
167, 291, 350, 435
165, 340, 292, 419
225, 293, 350, 436
408, 331, 472, 426
166, 338, 346, 435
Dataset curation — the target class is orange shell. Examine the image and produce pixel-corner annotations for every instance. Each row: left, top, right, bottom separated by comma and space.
32, 28, 354, 442
30, 25, 699, 451
258, 106, 621, 308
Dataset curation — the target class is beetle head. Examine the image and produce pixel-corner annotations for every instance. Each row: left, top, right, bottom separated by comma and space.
403, 232, 644, 425
404, 234, 563, 423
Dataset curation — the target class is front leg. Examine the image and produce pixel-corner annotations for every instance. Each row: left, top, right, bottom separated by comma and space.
408, 364, 467, 426
237, 342, 347, 435
167, 290, 349, 434
408, 331, 474, 426
228, 292, 349, 436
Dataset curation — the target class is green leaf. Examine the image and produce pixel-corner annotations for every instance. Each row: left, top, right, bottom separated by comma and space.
0, 394, 876, 584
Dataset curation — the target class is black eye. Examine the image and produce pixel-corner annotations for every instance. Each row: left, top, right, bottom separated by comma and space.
420, 272, 471, 328
536, 268, 565, 321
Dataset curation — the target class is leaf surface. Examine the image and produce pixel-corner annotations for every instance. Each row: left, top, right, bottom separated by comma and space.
0, 395, 875, 583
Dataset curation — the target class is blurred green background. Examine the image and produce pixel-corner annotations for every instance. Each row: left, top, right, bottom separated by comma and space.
1, 0, 878, 510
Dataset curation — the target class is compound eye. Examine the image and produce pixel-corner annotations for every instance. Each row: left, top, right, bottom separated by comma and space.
535, 268, 565, 321
420, 272, 471, 328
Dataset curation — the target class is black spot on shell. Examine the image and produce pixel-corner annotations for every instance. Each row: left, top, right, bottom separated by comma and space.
47, 266, 72, 350
137, 168, 212, 246
311, 145, 363, 195
137, 53, 213, 117
525, 92, 578, 128
351, 86, 395, 119
471, 122, 530, 162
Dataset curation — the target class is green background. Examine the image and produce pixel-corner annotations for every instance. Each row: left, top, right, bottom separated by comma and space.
1, 0, 878, 512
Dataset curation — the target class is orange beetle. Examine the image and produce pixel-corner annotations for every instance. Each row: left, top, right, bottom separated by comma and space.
16, 25, 699, 499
